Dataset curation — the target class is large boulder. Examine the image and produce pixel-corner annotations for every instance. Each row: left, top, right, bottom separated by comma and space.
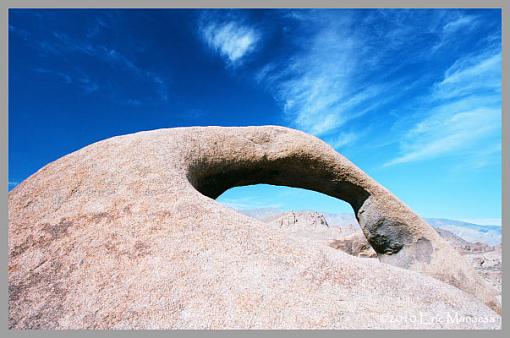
8, 126, 500, 328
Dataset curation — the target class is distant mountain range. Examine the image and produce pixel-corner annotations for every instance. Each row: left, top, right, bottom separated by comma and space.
236, 208, 501, 246
425, 218, 501, 245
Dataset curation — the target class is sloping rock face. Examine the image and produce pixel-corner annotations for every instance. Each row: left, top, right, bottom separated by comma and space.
8, 126, 501, 329
260, 210, 502, 303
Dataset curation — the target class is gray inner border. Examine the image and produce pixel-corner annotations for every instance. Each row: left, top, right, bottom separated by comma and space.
0, 0, 507, 336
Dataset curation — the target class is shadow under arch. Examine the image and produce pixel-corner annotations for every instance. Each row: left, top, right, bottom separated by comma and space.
186, 141, 414, 256
188, 153, 370, 215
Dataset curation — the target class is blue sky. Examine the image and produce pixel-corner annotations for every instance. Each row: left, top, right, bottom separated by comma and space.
9, 9, 502, 224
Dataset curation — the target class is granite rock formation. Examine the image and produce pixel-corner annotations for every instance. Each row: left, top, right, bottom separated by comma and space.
329, 233, 378, 258
8, 126, 500, 328
266, 211, 502, 303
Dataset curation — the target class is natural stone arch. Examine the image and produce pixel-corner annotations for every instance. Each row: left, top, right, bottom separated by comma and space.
8, 126, 500, 328
184, 126, 500, 312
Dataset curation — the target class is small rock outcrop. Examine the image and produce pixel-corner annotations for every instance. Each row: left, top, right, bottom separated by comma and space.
268, 211, 329, 228
329, 233, 378, 258
8, 126, 500, 328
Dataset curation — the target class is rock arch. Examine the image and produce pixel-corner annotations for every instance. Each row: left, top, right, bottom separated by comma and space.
8, 126, 500, 328
184, 126, 499, 312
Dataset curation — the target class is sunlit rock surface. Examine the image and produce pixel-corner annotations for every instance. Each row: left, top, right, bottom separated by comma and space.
9, 126, 500, 328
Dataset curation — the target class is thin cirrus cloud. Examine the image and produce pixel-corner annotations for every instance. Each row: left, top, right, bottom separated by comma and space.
384, 106, 500, 167
199, 19, 260, 65
442, 14, 478, 34
329, 132, 360, 149
255, 11, 405, 143
28, 29, 168, 102
432, 49, 501, 100
385, 47, 501, 167
253, 10, 500, 169
265, 15, 371, 137
97, 45, 169, 101
34, 66, 99, 94
197, 10, 419, 144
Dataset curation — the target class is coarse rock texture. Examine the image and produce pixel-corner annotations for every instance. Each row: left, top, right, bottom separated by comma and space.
265, 211, 502, 302
329, 233, 378, 258
465, 246, 502, 304
8, 126, 501, 329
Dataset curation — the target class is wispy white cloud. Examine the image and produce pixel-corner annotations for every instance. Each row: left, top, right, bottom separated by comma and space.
34, 67, 99, 93
384, 107, 500, 166
432, 50, 501, 99
79, 44, 168, 100
251, 10, 501, 168
9, 24, 31, 41
258, 12, 383, 137
86, 16, 109, 38
31, 31, 168, 100
327, 132, 360, 149
200, 19, 260, 65
256, 11, 420, 140
431, 13, 481, 53
34, 67, 71, 84
385, 48, 501, 167
443, 14, 478, 34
